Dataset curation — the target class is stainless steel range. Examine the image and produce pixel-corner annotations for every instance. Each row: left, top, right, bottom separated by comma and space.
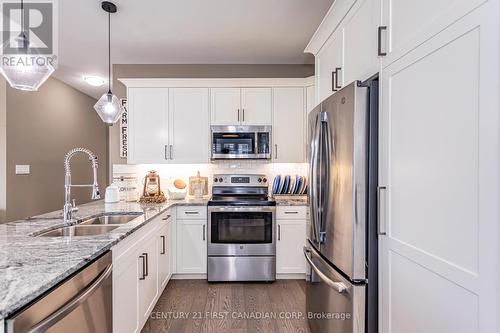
207, 174, 276, 282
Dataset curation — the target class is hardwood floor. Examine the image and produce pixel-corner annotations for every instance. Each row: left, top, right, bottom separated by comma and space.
141, 279, 311, 333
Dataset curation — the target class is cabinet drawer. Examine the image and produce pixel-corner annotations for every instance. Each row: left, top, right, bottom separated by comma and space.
276, 206, 308, 220
177, 206, 207, 220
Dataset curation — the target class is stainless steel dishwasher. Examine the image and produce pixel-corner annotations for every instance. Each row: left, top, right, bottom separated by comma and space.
6, 251, 112, 333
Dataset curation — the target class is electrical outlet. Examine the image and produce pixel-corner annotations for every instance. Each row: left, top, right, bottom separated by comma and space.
15, 165, 30, 175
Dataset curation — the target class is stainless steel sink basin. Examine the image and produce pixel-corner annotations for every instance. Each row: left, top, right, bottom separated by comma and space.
37, 225, 120, 237
78, 213, 143, 226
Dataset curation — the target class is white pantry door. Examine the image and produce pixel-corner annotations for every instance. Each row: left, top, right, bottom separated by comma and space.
379, 2, 499, 333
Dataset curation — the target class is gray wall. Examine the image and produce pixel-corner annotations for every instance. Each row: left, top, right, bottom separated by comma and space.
108, 64, 315, 171
5, 78, 108, 222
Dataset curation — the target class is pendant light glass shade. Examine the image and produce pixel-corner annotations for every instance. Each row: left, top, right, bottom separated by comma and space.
94, 1, 122, 124
94, 92, 123, 124
0, 23, 56, 91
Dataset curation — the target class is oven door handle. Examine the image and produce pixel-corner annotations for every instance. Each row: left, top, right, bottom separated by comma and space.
26, 264, 113, 333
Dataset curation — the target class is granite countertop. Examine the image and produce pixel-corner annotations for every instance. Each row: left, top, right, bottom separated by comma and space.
0, 197, 208, 321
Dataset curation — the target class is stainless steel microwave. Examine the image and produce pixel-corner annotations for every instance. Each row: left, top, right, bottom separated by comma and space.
211, 125, 271, 160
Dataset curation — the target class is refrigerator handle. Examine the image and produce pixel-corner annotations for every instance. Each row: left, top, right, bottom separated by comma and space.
318, 111, 331, 243
303, 247, 348, 294
377, 186, 387, 235
309, 115, 321, 243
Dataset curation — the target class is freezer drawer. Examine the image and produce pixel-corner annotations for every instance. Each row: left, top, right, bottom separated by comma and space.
304, 245, 365, 333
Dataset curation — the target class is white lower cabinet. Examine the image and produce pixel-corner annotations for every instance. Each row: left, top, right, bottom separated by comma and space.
138, 237, 159, 323
157, 222, 172, 289
276, 206, 307, 274
176, 218, 207, 274
112, 212, 172, 333
113, 246, 140, 333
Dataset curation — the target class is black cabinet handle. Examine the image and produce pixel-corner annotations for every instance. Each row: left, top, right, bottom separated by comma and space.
143, 252, 148, 277
164, 145, 168, 160
278, 224, 281, 241
139, 255, 146, 280
331, 71, 338, 92
378, 26, 387, 56
335, 67, 342, 89
242, 109, 245, 121
203, 225, 206, 241
160, 236, 166, 254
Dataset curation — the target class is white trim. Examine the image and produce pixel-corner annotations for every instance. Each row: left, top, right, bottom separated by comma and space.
277, 273, 307, 280
304, 0, 358, 55
171, 273, 307, 280
304, 75, 315, 86
118, 78, 312, 88
171, 273, 207, 280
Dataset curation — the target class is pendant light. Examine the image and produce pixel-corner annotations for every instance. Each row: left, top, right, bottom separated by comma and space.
94, 1, 124, 125
0, 0, 56, 91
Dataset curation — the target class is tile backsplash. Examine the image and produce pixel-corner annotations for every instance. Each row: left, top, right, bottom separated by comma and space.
113, 161, 308, 194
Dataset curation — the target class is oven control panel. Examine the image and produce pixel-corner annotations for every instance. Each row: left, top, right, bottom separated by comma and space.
213, 174, 268, 186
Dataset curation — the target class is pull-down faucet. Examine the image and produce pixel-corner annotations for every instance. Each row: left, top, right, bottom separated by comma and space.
63, 148, 100, 223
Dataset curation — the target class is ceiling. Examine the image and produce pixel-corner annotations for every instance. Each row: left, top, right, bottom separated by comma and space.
54, 0, 333, 98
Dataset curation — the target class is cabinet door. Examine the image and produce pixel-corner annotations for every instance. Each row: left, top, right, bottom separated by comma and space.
138, 237, 159, 324
273, 87, 305, 163
128, 88, 169, 164
113, 251, 140, 333
380, 0, 485, 68
276, 220, 307, 274
176, 220, 207, 274
316, 29, 344, 103
342, 0, 380, 85
210, 88, 240, 125
379, 3, 499, 332
241, 88, 272, 125
168, 88, 209, 163
157, 222, 171, 290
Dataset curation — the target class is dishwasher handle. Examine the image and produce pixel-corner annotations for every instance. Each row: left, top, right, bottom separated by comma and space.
27, 263, 113, 333
303, 247, 348, 294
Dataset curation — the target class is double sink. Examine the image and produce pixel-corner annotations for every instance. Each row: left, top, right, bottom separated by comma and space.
36, 213, 143, 237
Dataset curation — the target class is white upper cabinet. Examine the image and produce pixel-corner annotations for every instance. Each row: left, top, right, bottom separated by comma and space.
128, 88, 169, 164
168, 88, 209, 163
272, 87, 305, 163
240, 88, 272, 125
127, 87, 209, 164
342, 0, 380, 84
380, 0, 487, 68
210, 88, 240, 125
316, 28, 344, 103
211, 87, 272, 125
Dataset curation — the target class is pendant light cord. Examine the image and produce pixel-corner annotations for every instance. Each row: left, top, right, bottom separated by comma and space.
20, 0, 24, 34
108, 10, 111, 94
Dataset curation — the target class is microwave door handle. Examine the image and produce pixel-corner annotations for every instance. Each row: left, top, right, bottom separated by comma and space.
26, 264, 113, 333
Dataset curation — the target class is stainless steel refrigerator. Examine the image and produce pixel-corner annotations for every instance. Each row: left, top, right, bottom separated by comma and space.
304, 79, 378, 333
